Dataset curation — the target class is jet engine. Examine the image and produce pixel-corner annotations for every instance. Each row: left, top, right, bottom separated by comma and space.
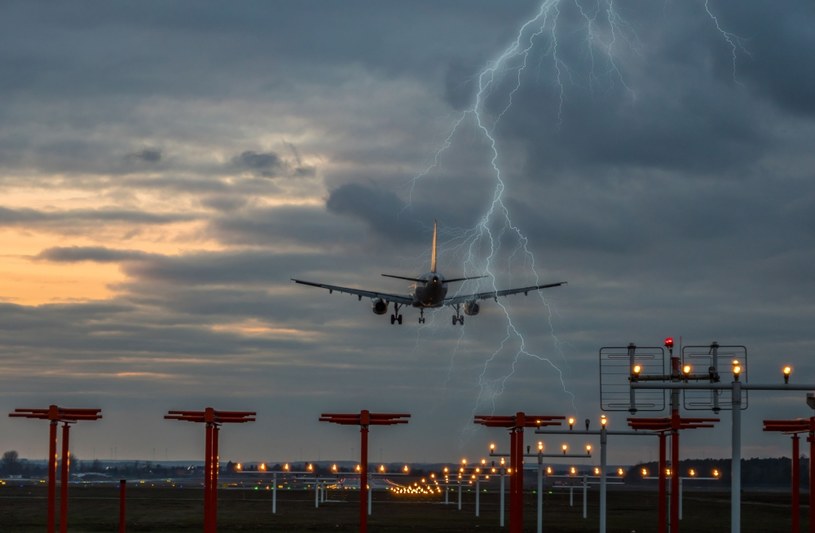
372, 298, 388, 315
464, 300, 480, 316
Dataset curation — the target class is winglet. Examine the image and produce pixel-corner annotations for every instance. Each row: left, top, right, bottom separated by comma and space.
431, 220, 438, 273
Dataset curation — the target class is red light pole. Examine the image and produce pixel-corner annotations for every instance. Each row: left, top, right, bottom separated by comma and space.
628, 415, 718, 533
319, 410, 410, 533
762, 417, 815, 533
165, 408, 255, 533
8, 405, 102, 533
474, 412, 565, 533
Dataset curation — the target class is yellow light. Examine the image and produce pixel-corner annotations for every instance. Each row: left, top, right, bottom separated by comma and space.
633, 364, 642, 375
600, 415, 608, 427
537, 441, 544, 452
569, 466, 576, 475
236, 463, 242, 471
594, 467, 600, 476
500, 457, 505, 466
784, 365, 792, 384
379, 465, 385, 473
490, 443, 496, 452
546, 466, 553, 475
561, 443, 568, 454
641, 468, 648, 477
462, 458, 467, 465
713, 468, 720, 478
617, 468, 624, 477
443, 466, 449, 474
283, 463, 289, 471
403, 465, 409, 473
682, 364, 692, 375
332, 464, 338, 472
689, 468, 696, 477
259, 463, 267, 472
568, 417, 575, 429
585, 444, 592, 454
481, 458, 486, 466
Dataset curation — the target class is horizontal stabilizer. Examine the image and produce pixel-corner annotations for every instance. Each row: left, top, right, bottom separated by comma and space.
381, 274, 425, 283
445, 275, 487, 284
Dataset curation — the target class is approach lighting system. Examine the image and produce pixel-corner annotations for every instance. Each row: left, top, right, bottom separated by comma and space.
319, 410, 410, 533
600, 414, 608, 427
568, 417, 575, 430
664, 337, 674, 349
783, 366, 792, 384
631, 364, 642, 381
164, 407, 255, 533
9, 405, 103, 533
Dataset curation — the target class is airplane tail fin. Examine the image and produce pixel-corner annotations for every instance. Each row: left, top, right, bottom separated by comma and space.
431, 220, 438, 273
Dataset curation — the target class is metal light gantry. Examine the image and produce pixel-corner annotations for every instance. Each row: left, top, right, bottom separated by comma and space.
9, 405, 102, 533
319, 410, 410, 533
164, 407, 255, 533
474, 412, 565, 533
762, 417, 815, 533
626, 339, 815, 533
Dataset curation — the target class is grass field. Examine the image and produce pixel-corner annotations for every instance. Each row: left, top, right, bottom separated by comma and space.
0, 484, 806, 532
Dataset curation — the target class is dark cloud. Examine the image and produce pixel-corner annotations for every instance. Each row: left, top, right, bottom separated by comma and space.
37, 246, 152, 263
126, 148, 162, 163
0, 206, 195, 228
231, 150, 284, 178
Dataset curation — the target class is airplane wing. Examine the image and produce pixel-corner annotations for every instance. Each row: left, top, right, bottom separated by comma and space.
291, 279, 414, 305
443, 281, 567, 305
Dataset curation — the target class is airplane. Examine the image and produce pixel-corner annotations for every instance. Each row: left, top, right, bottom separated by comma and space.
291, 221, 566, 325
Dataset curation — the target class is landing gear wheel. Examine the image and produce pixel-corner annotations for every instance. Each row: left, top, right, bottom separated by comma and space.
451, 315, 457, 325
390, 314, 396, 325
458, 316, 464, 325
397, 314, 403, 325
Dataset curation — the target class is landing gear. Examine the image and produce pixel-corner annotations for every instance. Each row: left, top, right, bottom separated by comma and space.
419, 309, 426, 324
451, 304, 464, 326
390, 304, 403, 325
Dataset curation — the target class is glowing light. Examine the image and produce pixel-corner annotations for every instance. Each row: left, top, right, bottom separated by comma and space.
561, 444, 568, 454
537, 441, 544, 452
784, 366, 792, 384
600, 415, 608, 428
682, 364, 692, 375
568, 417, 575, 430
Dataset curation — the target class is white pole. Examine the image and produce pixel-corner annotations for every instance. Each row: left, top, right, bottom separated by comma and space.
272, 472, 277, 514
679, 477, 683, 520
368, 484, 372, 516
732, 380, 741, 533
600, 425, 607, 533
458, 480, 462, 511
314, 480, 319, 508
537, 456, 543, 533
582, 475, 588, 519
445, 484, 449, 505
476, 476, 481, 517
500, 471, 505, 527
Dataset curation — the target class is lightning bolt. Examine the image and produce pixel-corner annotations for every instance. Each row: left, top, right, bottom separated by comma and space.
407, 0, 745, 427
703, 0, 748, 83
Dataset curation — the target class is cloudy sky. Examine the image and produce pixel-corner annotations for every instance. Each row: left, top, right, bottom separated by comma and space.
1, 1, 814, 468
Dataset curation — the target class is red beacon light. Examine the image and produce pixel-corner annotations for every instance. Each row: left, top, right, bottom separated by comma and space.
664, 337, 674, 349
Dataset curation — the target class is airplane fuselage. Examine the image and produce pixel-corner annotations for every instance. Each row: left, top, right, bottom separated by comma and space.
411, 272, 448, 308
